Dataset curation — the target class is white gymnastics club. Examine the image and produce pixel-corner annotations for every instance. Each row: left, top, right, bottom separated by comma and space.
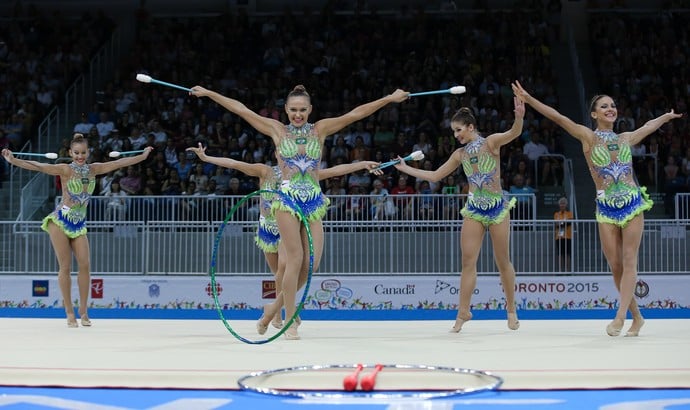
373, 150, 425, 171
14, 152, 58, 160
108, 150, 146, 158
135, 74, 192, 92
409, 86, 466, 97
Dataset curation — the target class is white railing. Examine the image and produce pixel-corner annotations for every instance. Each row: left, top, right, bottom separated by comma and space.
1, 195, 687, 276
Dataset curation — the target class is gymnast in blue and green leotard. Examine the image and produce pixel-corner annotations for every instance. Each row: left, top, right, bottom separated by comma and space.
394, 102, 525, 335
190, 84, 409, 340
513, 80, 682, 338
41, 162, 96, 238
2, 134, 152, 328
187, 141, 386, 332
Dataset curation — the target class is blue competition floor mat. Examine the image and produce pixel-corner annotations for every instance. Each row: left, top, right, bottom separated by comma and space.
1, 386, 689, 410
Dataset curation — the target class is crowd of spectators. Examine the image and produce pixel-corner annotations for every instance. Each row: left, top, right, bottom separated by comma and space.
0, 3, 114, 186
588, 9, 690, 215
56, 2, 566, 221
28, 2, 690, 221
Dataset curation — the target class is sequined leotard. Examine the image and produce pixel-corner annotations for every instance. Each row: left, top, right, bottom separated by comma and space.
459, 136, 515, 226
272, 123, 329, 221
586, 130, 652, 227
255, 166, 282, 253
41, 163, 96, 238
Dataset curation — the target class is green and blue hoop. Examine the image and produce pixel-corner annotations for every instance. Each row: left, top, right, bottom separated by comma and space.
209, 189, 314, 344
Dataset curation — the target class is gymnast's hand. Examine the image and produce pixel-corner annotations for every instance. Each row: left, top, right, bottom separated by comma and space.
186, 142, 207, 160
1, 148, 14, 162
189, 86, 211, 98
360, 161, 383, 175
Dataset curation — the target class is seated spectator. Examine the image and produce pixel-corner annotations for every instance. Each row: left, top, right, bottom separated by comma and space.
210, 166, 231, 194
96, 111, 115, 142
330, 135, 351, 163
345, 185, 367, 222
105, 180, 128, 221
440, 174, 465, 221
391, 130, 413, 157
324, 176, 347, 221
129, 125, 148, 150
390, 175, 416, 219
174, 152, 194, 181
163, 139, 180, 167
207, 179, 225, 196
508, 158, 534, 189
664, 155, 686, 216
149, 120, 169, 147
189, 163, 209, 195
161, 171, 183, 195
347, 167, 372, 191
102, 128, 125, 151
370, 179, 396, 220
412, 131, 433, 156
509, 174, 535, 221
522, 133, 552, 186
416, 180, 436, 220
414, 160, 441, 193
344, 122, 371, 147
99, 171, 116, 196
55, 137, 71, 159
119, 166, 143, 195
226, 177, 245, 196
180, 181, 203, 220
372, 121, 396, 150
73, 113, 94, 135
142, 167, 161, 196
349, 135, 370, 162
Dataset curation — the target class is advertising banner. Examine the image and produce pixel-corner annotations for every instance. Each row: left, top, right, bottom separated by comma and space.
0, 275, 687, 310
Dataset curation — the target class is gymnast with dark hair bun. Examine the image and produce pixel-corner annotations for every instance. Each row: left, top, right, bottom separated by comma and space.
394, 97, 525, 334
2, 134, 152, 328
512, 80, 683, 337
190, 84, 409, 340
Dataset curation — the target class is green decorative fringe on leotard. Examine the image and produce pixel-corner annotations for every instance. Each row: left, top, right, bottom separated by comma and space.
460, 196, 516, 226
595, 186, 653, 228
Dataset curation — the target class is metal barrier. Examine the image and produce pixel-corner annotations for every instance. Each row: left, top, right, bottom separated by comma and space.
675, 193, 690, 219
51, 194, 537, 224
1, 195, 687, 276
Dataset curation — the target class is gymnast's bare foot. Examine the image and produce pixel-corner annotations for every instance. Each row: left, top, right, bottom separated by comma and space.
66, 313, 78, 328
271, 313, 283, 329
606, 317, 624, 337
256, 304, 273, 335
450, 312, 472, 333
79, 308, 91, 327
284, 322, 300, 340
625, 316, 645, 337
507, 312, 520, 330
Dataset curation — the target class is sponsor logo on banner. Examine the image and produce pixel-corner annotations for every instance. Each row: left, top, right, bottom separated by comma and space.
635, 280, 649, 298
91, 279, 104, 299
148, 284, 160, 298
374, 284, 415, 295
262, 280, 277, 299
32, 280, 49, 297
205, 282, 222, 297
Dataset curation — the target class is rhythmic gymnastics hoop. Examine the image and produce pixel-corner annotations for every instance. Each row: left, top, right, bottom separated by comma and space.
209, 189, 314, 344
237, 363, 503, 399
